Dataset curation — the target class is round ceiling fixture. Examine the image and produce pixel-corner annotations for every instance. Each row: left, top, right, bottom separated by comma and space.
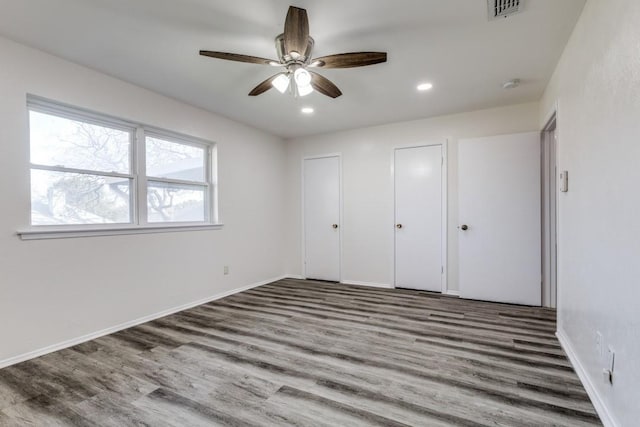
503, 79, 521, 89
301, 107, 314, 114
417, 83, 433, 91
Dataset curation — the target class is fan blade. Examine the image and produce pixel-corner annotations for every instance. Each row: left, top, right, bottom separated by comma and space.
310, 52, 387, 69
309, 71, 342, 98
200, 51, 277, 65
248, 74, 282, 96
283, 6, 309, 57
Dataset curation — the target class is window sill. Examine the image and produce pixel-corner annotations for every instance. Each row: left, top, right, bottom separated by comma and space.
17, 223, 224, 240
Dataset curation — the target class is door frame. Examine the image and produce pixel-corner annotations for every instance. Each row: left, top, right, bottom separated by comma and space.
541, 105, 559, 308
391, 140, 448, 293
301, 153, 343, 282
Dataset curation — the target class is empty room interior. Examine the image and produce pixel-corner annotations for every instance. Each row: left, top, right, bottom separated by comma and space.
0, 0, 638, 425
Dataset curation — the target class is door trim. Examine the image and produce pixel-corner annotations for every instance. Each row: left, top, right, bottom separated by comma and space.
392, 141, 448, 293
541, 108, 559, 309
301, 153, 343, 283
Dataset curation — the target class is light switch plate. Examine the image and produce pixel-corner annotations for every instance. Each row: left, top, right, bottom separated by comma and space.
560, 171, 569, 192
607, 346, 615, 384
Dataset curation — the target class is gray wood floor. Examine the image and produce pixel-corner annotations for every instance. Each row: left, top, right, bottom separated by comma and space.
0, 278, 600, 426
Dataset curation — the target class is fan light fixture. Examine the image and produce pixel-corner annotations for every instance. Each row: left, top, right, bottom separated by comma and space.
294, 68, 313, 96
272, 74, 291, 93
270, 70, 314, 96
294, 68, 311, 86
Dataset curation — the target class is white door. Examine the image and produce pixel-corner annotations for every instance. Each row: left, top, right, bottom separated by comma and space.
303, 156, 340, 281
395, 145, 443, 292
458, 132, 541, 306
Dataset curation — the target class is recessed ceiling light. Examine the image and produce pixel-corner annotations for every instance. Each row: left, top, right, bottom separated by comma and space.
301, 107, 314, 114
417, 83, 433, 91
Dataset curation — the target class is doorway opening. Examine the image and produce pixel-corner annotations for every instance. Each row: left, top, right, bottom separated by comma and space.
541, 113, 558, 308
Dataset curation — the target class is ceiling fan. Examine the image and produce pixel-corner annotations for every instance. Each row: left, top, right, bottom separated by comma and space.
200, 6, 387, 99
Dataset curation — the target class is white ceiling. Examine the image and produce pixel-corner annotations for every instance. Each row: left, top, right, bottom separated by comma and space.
0, 0, 585, 138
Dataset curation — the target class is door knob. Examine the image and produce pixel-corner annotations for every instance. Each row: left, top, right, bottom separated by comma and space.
332, 224, 339, 229
460, 224, 468, 231
396, 224, 403, 229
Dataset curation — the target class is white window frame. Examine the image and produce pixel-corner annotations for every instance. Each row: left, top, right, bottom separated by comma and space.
142, 128, 216, 226
19, 96, 222, 240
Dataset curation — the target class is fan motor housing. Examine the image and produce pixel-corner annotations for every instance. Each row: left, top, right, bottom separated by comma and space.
275, 33, 314, 65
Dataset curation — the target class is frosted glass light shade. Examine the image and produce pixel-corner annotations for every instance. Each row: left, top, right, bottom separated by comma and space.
297, 84, 313, 97
294, 68, 313, 97
272, 74, 290, 93
294, 68, 312, 86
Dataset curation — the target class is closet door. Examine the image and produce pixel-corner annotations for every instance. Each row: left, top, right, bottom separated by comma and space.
394, 145, 443, 292
458, 132, 541, 305
303, 156, 341, 281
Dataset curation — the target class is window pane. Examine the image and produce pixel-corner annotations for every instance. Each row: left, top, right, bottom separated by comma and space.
147, 181, 206, 223
29, 110, 131, 174
146, 136, 205, 182
31, 170, 131, 225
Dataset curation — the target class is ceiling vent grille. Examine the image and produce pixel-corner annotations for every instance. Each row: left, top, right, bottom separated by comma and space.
488, 0, 522, 20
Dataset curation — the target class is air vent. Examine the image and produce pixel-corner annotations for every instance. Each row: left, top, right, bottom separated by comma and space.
488, 0, 522, 20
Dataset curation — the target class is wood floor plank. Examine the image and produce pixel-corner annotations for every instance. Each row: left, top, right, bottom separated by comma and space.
0, 279, 601, 426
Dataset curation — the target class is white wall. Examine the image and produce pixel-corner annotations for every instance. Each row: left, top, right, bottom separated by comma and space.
0, 36, 287, 365
285, 102, 540, 291
540, 1, 640, 425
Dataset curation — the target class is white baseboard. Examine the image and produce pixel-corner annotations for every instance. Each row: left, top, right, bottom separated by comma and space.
556, 329, 619, 427
0, 274, 287, 370
341, 280, 394, 289
284, 274, 305, 280
445, 289, 460, 297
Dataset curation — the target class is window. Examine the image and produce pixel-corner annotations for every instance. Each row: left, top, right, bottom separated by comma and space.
144, 135, 208, 223
24, 97, 218, 238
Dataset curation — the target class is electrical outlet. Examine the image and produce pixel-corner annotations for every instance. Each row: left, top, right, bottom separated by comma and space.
223, 265, 229, 275
596, 331, 603, 360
